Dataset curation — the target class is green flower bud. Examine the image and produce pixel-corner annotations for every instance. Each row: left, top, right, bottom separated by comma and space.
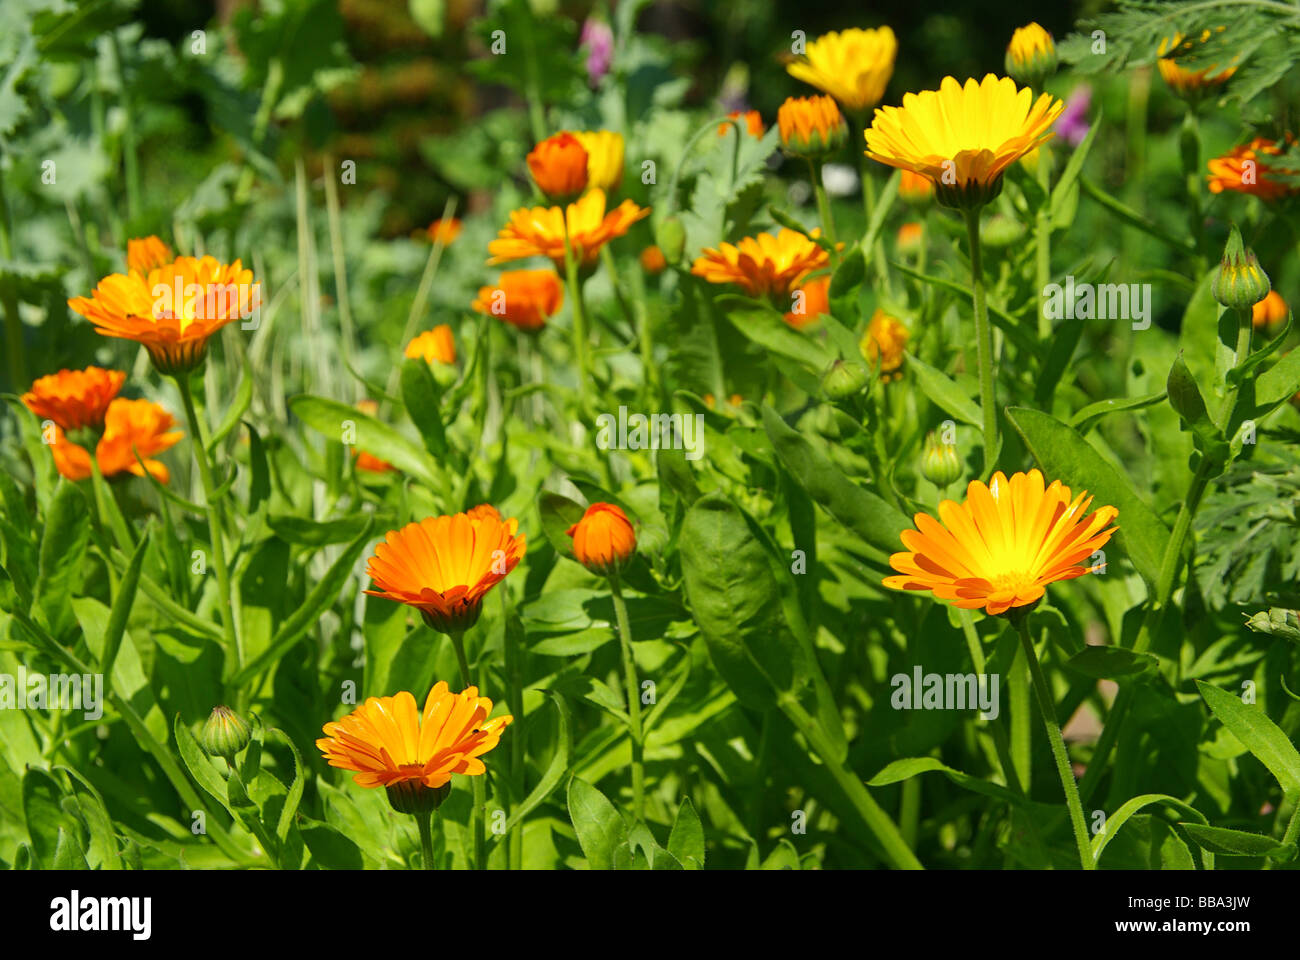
981, 213, 1026, 249
1244, 608, 1300, 643
655, 216, 686, 265
386, 779, 452, 816
920, 431, 963, 489
1005, 23, 1058, 91
822, 359, 870, 400
1212, 225, 1270, 310
200, 705, 251, 760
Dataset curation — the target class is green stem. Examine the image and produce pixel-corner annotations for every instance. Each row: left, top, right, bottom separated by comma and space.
323, 151, 358, 393
609, 574, 646, 821
1014, 615, 1094, 870
963, 209, 998, 475
1035, 155, 1052, 340
561, 217, 592, 422
1009, 645, 1032, 793
449, 628, 486, 870
809, 159, 839, 259
1180, 109, 1206, 264
174, 374, 242, 680
416, 809, 437, 870
109, 33, 141, 220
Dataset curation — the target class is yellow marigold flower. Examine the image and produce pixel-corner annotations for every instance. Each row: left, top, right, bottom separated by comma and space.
691, 228, 830, 299
571, 130, 624, 195
1252, 289, 1287, 330
1207, 137, 1297, 201
884, 469, 1119, 616
896, 221, 924, 256
126, 236, 173, 274
405, 325, 456, 365
471, 269, 564, 332
1005, 22, 1057, 88
317, 682, 512, 812
778, 95, 847, 158
898, 170, 934, 205
865, 75, 1064, 210
427, 218, 463, 246
785, 274, 830, 329
365, 508, 527, 634
640, 245, 667, 274
567, 502, 636, 575
22, 366, 125, 432
720, 110, 764, 138
787, 27, 897, 114
488, 189, 650, 270
53, 397, 183, 483
68, 257, 260, 376
860, 309, 909, 379
527, 132, 589, 203
1158, 29, 1237, 99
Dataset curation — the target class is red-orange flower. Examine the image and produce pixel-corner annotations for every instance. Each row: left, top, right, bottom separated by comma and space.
567, 502, 636, 575
427, 218, 463, 246
68, 256, 260, 376
1206, 138, 1297, 202
365, 508, 527, 633
691, 228, 831, 299
317, 682, 512, 795
785, 274, 830, 328
22, 366, 125, 431
405, 325, 456, 365
471, 270, 564, 332
51, 397, 182, 483
527, 132, 589, 202
640, 245, 667, 274
1252, 289, 1288, 330
488, 189, 650, 270
720, 110, 764, 138
127, 236, 174, 274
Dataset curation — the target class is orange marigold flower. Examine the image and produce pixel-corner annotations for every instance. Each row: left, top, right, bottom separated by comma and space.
883, 469, 1119, 616
1206, 138, 1297, 202
785, 274, 830, 328
640, 245, 667, 274
53, 398, 183, 483
861, 309, 909, 380
898, 170, 934, 204
22, 366, 125, 431
365, 508, 527, 634
68, 256, 260, 376
405, 324, 456, 365
691, 227, 830, 299
126, 236, 174, 274
897, 221, 924, 255
1158, 29, 1237, 98
719, 110, 764, 138
566, 502, 636, 575
427, 218, 463, 246
471, 270, 564, 332
527, 132, 589, 203
778, 95, 847, 158
1252, 289, 1288, 330
488, 189, 650, 270
317, 682, 512, 810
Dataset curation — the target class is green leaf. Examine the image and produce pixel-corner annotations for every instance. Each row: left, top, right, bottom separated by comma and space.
1068, 391, 1166, 433
33, 479, 91, 638
299, 817, 365, 869
271, 727, 305, 845
174, 714, 231, 811
268, 513, 377, 546
102, 523, 150, 680
400, 357, 448, 459
667, 797, 705, 869
907, 353, 982, 427
567, 777, 628, 870
1005, 406, 1170, 586
868, 757, 1024, 807
22, 767, 79, 867
828, 247, 866, 327
1180, 822, 1296, 860
1050, 113, 1100, 220
1065, 645, 1158, 680
718, 298, 835, 372
1089, 793, 1208, 864
502, 692, 571, 834
538, 492, 586, 559
208, 360, 254, 454
1196, 680, 1300, 797
290, 394, 438, 486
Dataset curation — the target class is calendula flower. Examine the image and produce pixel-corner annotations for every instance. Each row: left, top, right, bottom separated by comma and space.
127, 236, 173, 274
200, 705, 252, 760
787, 27, 897, 114
1005, 22, 1057, 89
571, 130, 624, 196
488, 189, 650, 270
22, 366, 125, 432
1211, 225, 1270, 311
1158, 29, 1237, 99
427, 218, 463, 246
68, 256, 260, 376
52, 398, 183, 483
527, 132, 589, 203
472, 269, 564, 332
1252, 290, 1288, 330
365, 508, 527, 634
860, 309, 909, 379
778, 95, 847, 158
896, 221, 924, 256
640, 245, 667, 274
884, 469, 1119, 616
919, 431, 963, 489
317, 682, 512, 813
567, 502, 636, 575
720, 110, 764, 138
864, 74, 1064, 210
1207, 138, 1297, 202
898, 170, 934, 205
405, 325, 456, 365
691, 228, 830, 299
785, 274, 830, 328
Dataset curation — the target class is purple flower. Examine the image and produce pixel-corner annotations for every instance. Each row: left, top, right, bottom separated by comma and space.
1055, 85, 1091, 147
581, 19, 614, 85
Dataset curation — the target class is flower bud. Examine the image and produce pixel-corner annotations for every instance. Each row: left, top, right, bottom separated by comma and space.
822, 359, 869, 400
201, 705, 251, 759
526, 132, 589, 204
1211, 225, 1270, 310
1005, 23, 1057, 90
920, 431, 963, 489
1244, 607, 1300, 642
655, 216, 686, 265
981, 213, 1026, 248
777, 95, 848, 159
567, 502, 637, 576
898, 171, 934, 206
896, 222, 924, 257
